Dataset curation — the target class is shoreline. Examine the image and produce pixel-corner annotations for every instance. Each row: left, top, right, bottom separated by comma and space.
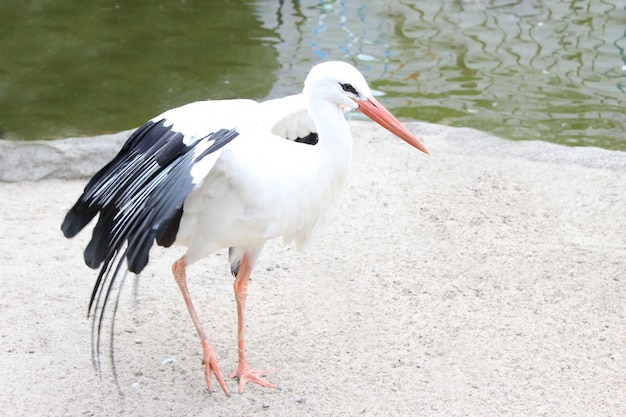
0, 122, 624, 182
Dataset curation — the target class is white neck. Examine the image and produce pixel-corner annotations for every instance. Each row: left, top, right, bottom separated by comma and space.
306, 94, 353, 173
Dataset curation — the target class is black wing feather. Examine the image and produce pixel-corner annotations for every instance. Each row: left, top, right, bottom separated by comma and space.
294, 132, 319, 145
61, 122, 170, 238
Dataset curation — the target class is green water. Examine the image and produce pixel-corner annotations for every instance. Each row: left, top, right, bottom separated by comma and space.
1, 0, 625, 150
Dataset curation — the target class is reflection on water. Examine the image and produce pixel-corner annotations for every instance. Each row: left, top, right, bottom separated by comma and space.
0, 0, 624, 150
385, 0, 626, 149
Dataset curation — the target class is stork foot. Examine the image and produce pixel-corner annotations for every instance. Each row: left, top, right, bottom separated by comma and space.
228, 366, 278, 394
201, 340, 230, 396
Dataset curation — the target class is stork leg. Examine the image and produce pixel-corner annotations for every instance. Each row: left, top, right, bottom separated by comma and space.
228, 253, 277, 393
172, 256, 230, 396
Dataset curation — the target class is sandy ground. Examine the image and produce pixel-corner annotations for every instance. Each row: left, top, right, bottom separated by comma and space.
1, 122, 625, 416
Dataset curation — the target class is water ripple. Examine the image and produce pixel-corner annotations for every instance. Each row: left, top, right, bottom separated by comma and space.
262, 0, 626, 149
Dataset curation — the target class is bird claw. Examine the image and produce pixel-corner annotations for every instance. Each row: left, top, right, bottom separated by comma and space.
228, 366, 278, 394
201, 340, 230, 396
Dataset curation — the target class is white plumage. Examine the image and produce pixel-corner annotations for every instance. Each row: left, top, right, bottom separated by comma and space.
62, 61, 429, 396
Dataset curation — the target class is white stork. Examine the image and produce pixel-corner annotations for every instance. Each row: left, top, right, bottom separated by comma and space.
61, 61, 429, 396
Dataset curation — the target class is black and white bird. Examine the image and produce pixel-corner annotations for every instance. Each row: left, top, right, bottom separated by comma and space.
61, 61, 429, 396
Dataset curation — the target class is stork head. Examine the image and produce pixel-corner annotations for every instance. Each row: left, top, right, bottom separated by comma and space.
304, 61, 372, 110
303, 61, 429, 155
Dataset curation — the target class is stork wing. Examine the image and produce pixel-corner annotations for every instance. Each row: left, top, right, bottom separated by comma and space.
262, 94, 319, 145
62, 100, 259, 269
60, 100, 261, 367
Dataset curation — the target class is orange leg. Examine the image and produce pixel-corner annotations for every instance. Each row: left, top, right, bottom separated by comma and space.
172, 256, 230, 396
227, 253, 277, 394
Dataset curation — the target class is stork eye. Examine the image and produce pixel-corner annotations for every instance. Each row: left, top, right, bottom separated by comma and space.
340, 83, 358, 96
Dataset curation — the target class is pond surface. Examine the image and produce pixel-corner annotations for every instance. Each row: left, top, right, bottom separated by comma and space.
1, 0, 625, 150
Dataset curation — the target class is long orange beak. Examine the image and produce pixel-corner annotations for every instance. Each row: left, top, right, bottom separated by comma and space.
356, 97, 430, 155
